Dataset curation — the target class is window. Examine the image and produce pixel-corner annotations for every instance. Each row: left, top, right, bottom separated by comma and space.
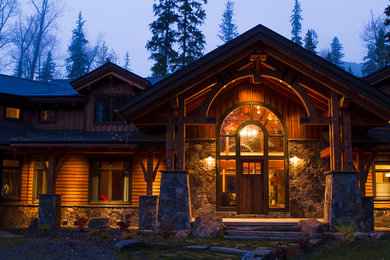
95, 97, 126, 123
1, 159, 21, 199
5, 107, 21, 120
375, 163, 390, 198
39, 109, 56, 123
90, 160, 131, 203
33, 161, 47, 201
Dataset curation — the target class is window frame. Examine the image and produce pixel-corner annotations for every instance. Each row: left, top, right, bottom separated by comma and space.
1, 157, 22, 200
374, 162, 390, 200
33, 160, 48, 203
89, 158, 132, 204
4, 106, 22, 121
38, 109, 57, 123
94, 95, 127, 125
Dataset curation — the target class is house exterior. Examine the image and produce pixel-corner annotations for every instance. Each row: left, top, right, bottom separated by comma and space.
1, 25, 390, 229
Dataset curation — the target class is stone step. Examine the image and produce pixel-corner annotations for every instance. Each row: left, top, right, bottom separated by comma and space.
225, 225, 300, 232
223, 221, 299, 226
224, 235, 303, 241
225, 230, 305, 238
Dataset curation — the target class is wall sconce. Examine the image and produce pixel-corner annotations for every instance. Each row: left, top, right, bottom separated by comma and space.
290, 156, 300, 167
385, 173, 390, 178
204, 156, 215, 171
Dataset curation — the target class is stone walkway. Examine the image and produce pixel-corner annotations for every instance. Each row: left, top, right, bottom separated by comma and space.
0, 231, 22, 238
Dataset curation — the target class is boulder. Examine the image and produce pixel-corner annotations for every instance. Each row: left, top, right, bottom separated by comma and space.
370, 232, 384, 240
192, 217, 222, 238
298, 219, 322, 238
354, 232, 369, 240
114, 240, 145, 252
176, 230, 191, 238
88, 218, 109, 229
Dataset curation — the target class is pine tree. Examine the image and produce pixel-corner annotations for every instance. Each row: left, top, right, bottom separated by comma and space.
218, 0, 238, 43
174, 0, 207, 69
290, 0, 303, 45
123, 51, 130, 71
328, 37, 344, 67
66, 12, 89, 79
37, 51, 55, 82
146, 0, 179, 77
304, 29, 318, 54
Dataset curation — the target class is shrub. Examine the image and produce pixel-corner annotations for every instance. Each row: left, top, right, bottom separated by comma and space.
274, 243, 299, 260
74, 215, 89, 231
335, 220, 357, 243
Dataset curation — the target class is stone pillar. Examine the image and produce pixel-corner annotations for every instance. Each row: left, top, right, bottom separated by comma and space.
157, 170, 190, 230
139, 195, 158, 230
38, 194, 61, 229
361, 197, 374, 232
324, 171, 363, 231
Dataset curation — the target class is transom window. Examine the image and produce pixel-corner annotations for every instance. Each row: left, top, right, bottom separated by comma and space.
90, 160, 131, 203
95, 97, 126, 123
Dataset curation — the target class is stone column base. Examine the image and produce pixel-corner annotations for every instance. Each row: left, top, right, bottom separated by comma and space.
324, 171, 363, 231
38, 194, 61, 230
361, 197, 374, 232
157, 170, 190, 230
139, 195, 158, 230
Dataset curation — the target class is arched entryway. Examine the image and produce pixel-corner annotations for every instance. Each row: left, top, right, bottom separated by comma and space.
216, 102, 288, 214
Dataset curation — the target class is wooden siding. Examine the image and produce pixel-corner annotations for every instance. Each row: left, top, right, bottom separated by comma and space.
186, 79, 322, 140
5, 153, 164, 207
32, 106, 85, 130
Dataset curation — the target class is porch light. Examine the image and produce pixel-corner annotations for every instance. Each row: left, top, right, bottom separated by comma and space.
204, 156, 215, 171
290, 156, 299, 167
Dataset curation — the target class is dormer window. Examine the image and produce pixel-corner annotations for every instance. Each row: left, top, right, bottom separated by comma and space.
5, 107, 21, 121
95, 96, 126, 124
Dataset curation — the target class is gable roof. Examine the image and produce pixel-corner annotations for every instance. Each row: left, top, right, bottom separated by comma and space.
120, 24, 390, 121
70, 62, 152, 91
363, 65, 390, 86
0, 74, 77, 96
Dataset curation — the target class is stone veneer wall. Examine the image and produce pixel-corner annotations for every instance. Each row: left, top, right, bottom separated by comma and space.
186, 139, 329, 219
1, 205, 138, 229
289, 140, 329, 218
374, 209, 390, 229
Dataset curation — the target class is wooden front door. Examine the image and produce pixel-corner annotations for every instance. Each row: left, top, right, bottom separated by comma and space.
237, 160, 265, 214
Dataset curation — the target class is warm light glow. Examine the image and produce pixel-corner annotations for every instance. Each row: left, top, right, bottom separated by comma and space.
290, 156, 299, 167
267, 113, 273, 121
204, 156, 215, 171
385, 173, 390, 178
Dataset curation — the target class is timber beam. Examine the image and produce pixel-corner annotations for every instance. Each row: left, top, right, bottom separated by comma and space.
300, 116, 331, 125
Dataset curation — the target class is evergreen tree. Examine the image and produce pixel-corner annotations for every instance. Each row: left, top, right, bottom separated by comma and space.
146, 0, 179, 77
328, 37, 344, 67
218, 0, 238, 43
174, 0, 207, 69
290, 0, 303, 45
66, 12, 89, 79
123, 51, 130, 71
361, 13, 389, 76
37, 51, 55, 82
303, 29, 318, 54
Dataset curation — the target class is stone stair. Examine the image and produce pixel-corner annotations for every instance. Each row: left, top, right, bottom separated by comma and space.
223, 221, 306, 241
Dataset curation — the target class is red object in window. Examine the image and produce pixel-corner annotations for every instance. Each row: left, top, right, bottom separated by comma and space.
100, 194, 108, 201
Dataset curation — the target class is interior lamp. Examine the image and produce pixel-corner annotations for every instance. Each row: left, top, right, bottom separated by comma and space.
290, 156, 299, 167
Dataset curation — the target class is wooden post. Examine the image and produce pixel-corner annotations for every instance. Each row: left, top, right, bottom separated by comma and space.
357, 150, 377, 197
329, 92, 341, 171
146, 152, 153, 195
177, 97, 186, 170
342, 110, 353, 170
166, 109, 174, 170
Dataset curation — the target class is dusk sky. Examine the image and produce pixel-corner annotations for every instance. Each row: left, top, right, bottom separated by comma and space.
34, 1, 390, 77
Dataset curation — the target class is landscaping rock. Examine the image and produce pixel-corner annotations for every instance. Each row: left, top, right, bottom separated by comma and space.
182, 245, 208, 250
192, 216, 222, 238
88, 218, 109, 229
298, 219, 321, 238
370, 232, 384, 240
354, 232, 369, 240
176, 229, 191, 238
210, 246, 251, 255
114, 240, 145, 252
242, 249, 273, 260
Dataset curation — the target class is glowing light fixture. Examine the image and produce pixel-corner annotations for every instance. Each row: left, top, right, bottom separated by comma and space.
290, 156, 299, 167
385, 173, 390, 178
204, 156, 215, 171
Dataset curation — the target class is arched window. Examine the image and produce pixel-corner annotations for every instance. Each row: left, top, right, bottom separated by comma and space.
217, 103, 288, 213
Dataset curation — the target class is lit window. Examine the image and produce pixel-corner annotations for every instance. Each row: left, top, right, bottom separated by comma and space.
90, 160, 131, 203
5, 107, 21, 120
33, 161, 48, 201
1, 159, 21, 200
95, 97, 126, 123
375, 163, 390, 198
39, 110, 56, 123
